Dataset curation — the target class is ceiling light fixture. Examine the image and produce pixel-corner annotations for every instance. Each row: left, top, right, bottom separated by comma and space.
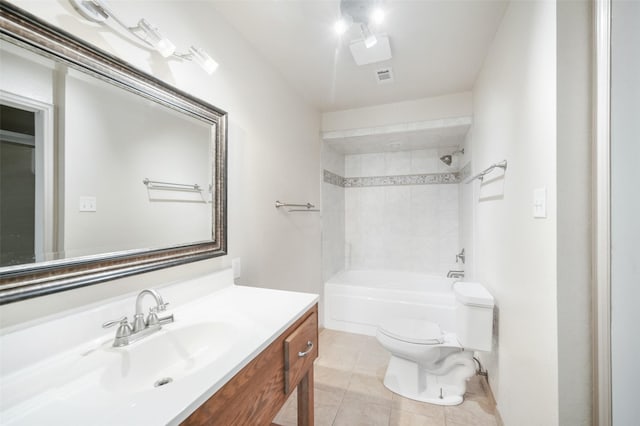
334, 19, 349, 36
69, 0, 218, 74
370, 7, 385, 25
360, 23, 377, 48
335, 0, 385, 49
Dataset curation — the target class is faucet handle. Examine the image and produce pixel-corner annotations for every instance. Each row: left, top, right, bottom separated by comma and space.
102, 316, 128, 329
102, 316, 132, 339
148, 306, 174, 326
158, 302, 170, 312
147, 307, 160, 326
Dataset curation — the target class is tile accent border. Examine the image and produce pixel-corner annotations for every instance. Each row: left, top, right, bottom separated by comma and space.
323, 170, 346, 187
345, 172, 460, 187
323, 169, 461, 187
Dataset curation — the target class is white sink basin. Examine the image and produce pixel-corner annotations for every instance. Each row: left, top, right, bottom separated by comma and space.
0, 269, 318, 426
100, 322, 239, 394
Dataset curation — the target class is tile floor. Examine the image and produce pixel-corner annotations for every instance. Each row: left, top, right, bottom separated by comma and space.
274, 329, 499, 426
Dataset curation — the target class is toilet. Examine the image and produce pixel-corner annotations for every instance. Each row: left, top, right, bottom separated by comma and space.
375, 281, 494, 405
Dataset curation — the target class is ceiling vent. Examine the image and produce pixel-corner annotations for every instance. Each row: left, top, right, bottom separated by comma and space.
375, 67, 394, 84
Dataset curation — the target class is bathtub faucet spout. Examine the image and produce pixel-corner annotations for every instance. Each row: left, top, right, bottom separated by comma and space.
447, 270, 465, 279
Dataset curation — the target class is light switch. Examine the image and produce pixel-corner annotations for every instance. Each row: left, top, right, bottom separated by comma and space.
533, 187, 546, 218
79, 196, 97, 212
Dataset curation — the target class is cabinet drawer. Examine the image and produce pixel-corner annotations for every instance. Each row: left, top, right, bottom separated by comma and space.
283, 311, 318, 394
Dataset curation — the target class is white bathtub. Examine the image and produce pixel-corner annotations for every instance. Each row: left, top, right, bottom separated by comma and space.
324, 270, 457, 336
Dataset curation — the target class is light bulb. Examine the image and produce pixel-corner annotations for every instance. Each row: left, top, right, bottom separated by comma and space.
137, 19, 175, 57
334, 19, 348, 35
156, 38, 176, 58
371, 7, 385, 25
189, 46, 219, 74
360, 24, 377, 48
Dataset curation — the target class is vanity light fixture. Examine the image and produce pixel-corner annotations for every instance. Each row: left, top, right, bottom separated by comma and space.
133, 18, 175, 58
175, 46, 219, 75
69, 0, 218, 74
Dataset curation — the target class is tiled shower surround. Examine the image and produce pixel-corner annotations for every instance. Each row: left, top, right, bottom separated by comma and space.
322, 148, 465, 276
322, 146, 347, 282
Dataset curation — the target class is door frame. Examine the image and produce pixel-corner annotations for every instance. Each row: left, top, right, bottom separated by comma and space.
593, 0, 612, 424
0, 90, 55, 262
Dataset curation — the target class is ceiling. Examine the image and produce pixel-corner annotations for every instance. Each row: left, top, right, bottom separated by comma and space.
211, 0, 508, 112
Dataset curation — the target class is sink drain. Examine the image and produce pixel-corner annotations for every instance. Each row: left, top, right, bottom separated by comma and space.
154, 377, 173, 388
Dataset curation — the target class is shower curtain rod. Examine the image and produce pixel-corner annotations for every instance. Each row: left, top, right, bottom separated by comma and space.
465, 160, 508, 184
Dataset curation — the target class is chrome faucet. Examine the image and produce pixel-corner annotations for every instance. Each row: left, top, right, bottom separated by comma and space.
103, 288, 174, 347
134, 289, 169, 332
455, 248, 466, 264
447, 270, 465, 279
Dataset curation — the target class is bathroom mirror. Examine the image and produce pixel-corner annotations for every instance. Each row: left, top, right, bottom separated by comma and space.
0, 4, 227, 303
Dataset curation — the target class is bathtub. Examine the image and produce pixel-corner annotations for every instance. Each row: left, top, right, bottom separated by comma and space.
324, 270, 457, 336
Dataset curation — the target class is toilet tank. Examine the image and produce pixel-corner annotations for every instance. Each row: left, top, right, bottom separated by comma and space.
454, 282, 494, 352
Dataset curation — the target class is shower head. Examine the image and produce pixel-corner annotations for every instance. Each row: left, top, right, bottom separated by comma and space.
439, 148, 464, 166
440, 155, 453, 166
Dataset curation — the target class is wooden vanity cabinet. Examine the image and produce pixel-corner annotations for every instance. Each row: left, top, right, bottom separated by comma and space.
182, 304, 318, 426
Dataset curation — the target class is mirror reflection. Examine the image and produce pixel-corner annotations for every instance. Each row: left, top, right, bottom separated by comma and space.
0, 41, 214, 268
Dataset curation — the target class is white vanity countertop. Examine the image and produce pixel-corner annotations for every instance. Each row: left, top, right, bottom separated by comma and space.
0, 269, 318, 425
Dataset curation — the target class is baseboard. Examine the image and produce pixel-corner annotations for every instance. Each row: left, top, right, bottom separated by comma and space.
478, 373, 504, 426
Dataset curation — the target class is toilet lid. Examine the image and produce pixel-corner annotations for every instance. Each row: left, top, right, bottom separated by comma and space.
378, 318, 444, 345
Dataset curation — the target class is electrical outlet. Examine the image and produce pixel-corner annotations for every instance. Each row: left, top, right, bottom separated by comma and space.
79, 196, 97, 212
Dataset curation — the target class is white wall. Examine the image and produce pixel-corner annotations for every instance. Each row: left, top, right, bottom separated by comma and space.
458, 131, 474, 278
1, 1, 321, 327
470, 2, 558, 425
611, 1, 640, 424
344, 149, 460, 274
556, 1, 592, 424
321, 144, 345, 282
0, 43, 55, 105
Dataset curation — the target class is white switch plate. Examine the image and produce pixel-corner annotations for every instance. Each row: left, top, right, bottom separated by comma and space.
79, 196, 97, 212
231, 258, 241, 279
533, 187, 546, 218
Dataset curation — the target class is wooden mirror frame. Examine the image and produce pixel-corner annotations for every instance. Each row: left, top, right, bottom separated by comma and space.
0, 3, 227, 304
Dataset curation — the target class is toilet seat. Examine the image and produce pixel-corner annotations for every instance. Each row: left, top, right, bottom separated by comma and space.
378, 318, 444, 345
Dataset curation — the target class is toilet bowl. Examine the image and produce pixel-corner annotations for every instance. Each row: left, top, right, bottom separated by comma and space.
375, 282, 494, 405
